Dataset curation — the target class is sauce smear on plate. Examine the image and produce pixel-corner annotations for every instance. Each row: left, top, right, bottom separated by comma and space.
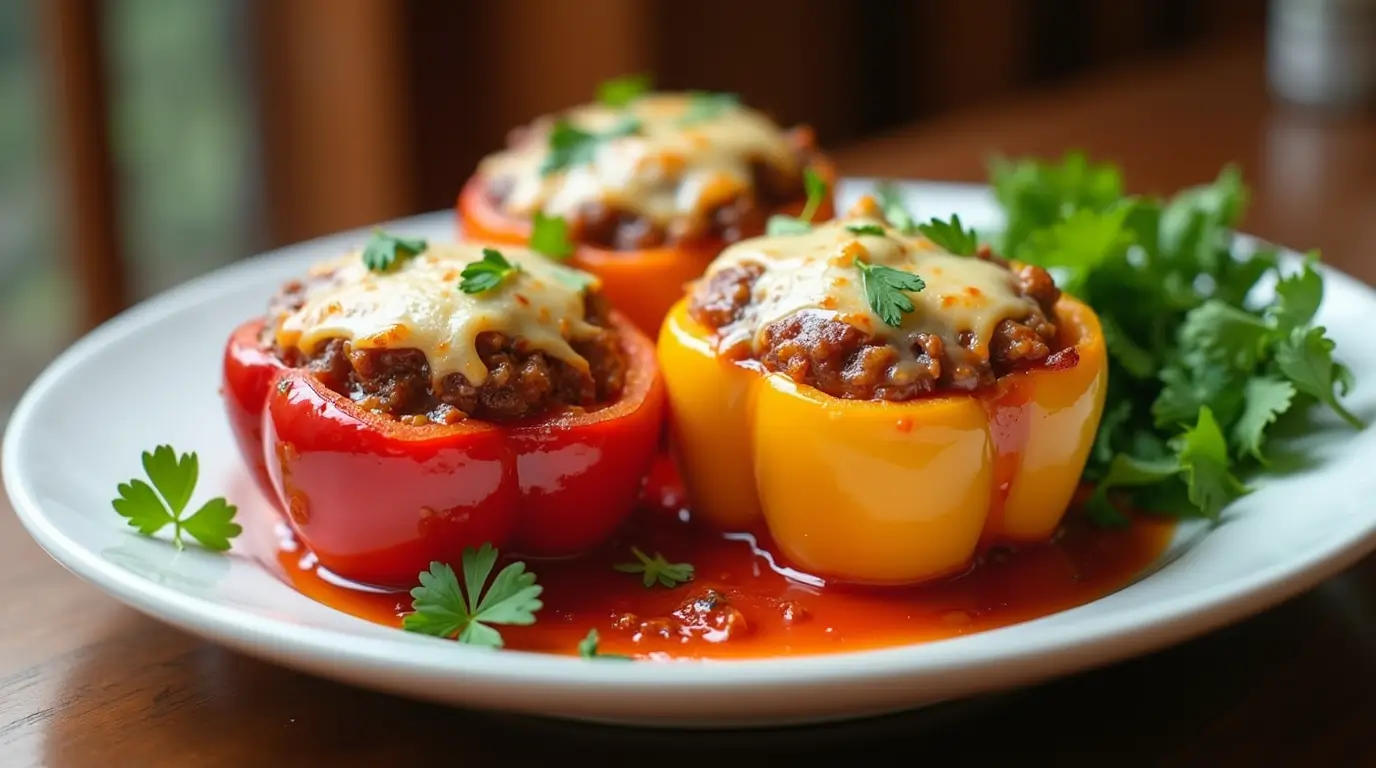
256, 456, 1174, 660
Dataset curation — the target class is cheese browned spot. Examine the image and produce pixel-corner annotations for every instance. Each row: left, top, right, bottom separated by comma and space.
274, 242, 602, 387
477, 93, 807, 247
688, 199, 1062, 399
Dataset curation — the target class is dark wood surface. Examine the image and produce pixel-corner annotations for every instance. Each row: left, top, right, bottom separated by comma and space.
4, 39, 1375, 767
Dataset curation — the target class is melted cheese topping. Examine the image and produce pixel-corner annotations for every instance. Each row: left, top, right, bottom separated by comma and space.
274, 242, 602, 386
704, 213, 1040, 362
477, 93, 800, 235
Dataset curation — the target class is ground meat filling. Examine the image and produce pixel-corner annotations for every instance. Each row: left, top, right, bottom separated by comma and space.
485, 129, 819, 252
688, 248, 1064, 400
266, 284, 627, 423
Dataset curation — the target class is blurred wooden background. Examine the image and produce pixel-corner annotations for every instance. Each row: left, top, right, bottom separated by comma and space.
42, 0, 1266, 334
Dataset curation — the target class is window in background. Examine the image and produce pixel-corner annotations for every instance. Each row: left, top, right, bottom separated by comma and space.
105, 0, 260, 300
0, 2, 67, 425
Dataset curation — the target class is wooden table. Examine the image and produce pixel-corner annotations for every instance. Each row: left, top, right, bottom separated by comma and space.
4, 39, 1375, 767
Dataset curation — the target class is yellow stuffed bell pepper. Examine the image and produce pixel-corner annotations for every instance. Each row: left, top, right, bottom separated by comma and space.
657, 295, 1108, 586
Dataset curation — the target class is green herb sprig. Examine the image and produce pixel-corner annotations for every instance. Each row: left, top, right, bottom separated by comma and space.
402, 545, 543, 648
540, 117, 642, 177
578, 629, 633, 661
597, 73, 652, 107
856, 259, 926, 328
985, 152, 1363, 524
459, 248, 522, 294
529, 212, 574, 260
846, 224, 887, 237
917, 214, 979, 256
613, 547, 694, 589
362, 229, 427, 272
766, 167, 829, 236
112, 446, 241, 551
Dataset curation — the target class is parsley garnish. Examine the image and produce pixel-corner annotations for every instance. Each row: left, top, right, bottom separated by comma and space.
856, 258, 926, 328
917, 214, 979, 256
361, 228, 426, 272
401, 545, 543, 648
678, 91, 740, 126
540, 117, 642, 176
874, 181, 919, 234
529, 211, 574, 260
578, 629, 633, 661
112, 446, 241, 551
1274, 325, 1364, 429
613, 546, 694, 589
765, 167, 828, 236
597, 73, 652, 107
459, 248, 521, 294
846, 224, 887, 237
994, 153, 1363, 523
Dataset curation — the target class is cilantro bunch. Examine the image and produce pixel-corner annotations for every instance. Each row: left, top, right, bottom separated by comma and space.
988, 153, 1363, 524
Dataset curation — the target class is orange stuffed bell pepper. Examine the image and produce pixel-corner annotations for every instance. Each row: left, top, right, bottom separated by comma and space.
658, 198, 1108, 585
223, 236, 664, 587
457, 87, 835, 337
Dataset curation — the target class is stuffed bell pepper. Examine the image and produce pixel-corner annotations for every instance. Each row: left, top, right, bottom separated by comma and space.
222, 235, 665, 586
457, 86, 835, 336
658, 197, 1108, 585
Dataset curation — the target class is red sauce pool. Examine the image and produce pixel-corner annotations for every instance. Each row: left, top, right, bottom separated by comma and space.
249, 457, 1175, 660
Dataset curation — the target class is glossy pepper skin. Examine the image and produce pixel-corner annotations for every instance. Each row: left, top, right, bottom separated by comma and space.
222, 319, 285, 499
657, 297, 1109, 586
223, 313, 665, 587
456, 150, 837, 338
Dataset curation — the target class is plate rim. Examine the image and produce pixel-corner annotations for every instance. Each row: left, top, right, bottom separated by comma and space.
6, 178, 1376, 701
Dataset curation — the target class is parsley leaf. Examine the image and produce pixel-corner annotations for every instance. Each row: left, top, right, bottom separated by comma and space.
1177, 300, 1272, 372
597, 73, 652, 107
846, 224, 886, 237
540, 117, 641, 176
917, 214, 979, 256
613, 546, 694, 589
402, 545, 543, 648
111, 445, 241, 551
1232, 377, 1297, 463
1268, 255, 1323, 331
529, 211, 574, 260
459, 248, 521, 294
578, 629, 633, 661
361, 229, 426, 272
800, 166, 827, 221
678, 91, 739, 126
874, 181, 918, 234
765, 167, 828, 236
991, 151, 1124, 255
1273, 326, 1365, 429
1013, 205, 1133, 297
1173, 407, 1249, 520
856, 258, 926, 328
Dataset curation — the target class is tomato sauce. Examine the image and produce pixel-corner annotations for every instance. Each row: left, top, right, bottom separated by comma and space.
247, 455, 1174, 660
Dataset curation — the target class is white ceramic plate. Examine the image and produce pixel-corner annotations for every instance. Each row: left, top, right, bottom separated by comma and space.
7, 180, 1376, 728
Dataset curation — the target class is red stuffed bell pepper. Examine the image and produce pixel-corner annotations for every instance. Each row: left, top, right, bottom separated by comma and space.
222, 317, 285, 499
221, 237, 664, 587
457, 89, 836, 337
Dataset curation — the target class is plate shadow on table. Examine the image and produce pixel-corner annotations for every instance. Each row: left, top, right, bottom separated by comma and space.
21, 555, 1375, 768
